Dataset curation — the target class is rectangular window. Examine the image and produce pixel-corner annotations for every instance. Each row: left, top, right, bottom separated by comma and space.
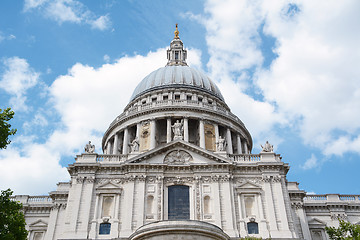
99, 223, 111, 235
163, 95, 168, 100
175, 94, 180, 100
175, 51, 179, 60
187, 95, 192, 101
168, 185, 190, 220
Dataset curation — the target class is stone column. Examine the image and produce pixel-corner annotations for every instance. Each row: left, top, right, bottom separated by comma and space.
237, 134, 242, 154
136, 123, 141, 138
150, 119, 156, 149
214, 124, 219, 150
226, 128, 233, 154
183, 118, 189, 142
199, 119, 205, 148
243, 141, 248, 154
122, 128, 129, 154
107, 141, 112, 154
167, 118, 172, 143
113, 133, 119, 154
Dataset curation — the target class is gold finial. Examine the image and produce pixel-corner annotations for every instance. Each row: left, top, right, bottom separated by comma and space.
174, 23, 180, 39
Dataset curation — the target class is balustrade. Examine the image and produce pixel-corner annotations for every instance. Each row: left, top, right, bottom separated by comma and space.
96, 154, 128, 162
228, 154, 261, 162
28, 196, 52, 203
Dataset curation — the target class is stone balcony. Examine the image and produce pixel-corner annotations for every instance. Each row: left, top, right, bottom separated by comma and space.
108, 99, 245, 130
304, 194, 360, 203
74, 152, 281, 164
11, 195, 53, 205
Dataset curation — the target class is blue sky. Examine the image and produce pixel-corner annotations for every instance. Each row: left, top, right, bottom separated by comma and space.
1, 0, 360, 195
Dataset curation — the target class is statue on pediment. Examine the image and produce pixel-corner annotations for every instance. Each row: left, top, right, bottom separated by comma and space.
261, 141, 273, 152
84, 141, 95, 153
172, 119, 183, 140
129, 137, 139, 153
216, 136, 226, 152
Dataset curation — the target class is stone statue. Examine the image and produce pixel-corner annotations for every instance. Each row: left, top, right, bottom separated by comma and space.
84, 141, 95, 153
172, 119, 183, 140
129, 137, 139, 153
216, 136, 226, 152
261, 141, 273, 152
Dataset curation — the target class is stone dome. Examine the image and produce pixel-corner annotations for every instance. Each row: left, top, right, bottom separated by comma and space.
130, 65, 224, 101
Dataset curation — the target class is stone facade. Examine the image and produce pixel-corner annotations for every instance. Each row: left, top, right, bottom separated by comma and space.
15, 29, 360, 240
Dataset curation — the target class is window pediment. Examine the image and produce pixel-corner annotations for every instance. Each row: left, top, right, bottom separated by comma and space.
96, 182, 122, 195
236, 181, 262, 194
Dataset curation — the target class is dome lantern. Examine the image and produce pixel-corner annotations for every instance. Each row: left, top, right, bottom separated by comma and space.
167, 24, 187, 66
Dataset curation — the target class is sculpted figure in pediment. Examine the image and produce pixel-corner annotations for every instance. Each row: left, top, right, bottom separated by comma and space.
164, 150, 192, 164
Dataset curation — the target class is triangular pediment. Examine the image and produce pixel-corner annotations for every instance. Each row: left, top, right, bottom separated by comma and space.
308, 218, 326, 226
97, 181, 121, 190
238, 181, 262, 189
126, 140, 231, 165
29, 219, 48, 227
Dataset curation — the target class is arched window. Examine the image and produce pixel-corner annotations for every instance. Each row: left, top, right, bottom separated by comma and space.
247, 222, 259, 234
168, 185, 189, 220
99, 223, 111, 235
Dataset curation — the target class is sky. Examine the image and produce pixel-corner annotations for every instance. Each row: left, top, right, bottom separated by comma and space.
0, 0, 360, 196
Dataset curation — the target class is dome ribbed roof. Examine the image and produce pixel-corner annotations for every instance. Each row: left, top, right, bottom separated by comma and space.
130, 65, 224, 101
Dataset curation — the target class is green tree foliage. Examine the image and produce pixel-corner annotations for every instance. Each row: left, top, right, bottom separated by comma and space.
0, 189, 28, 240
325, 220, 360, 240
0, 108, 17, 149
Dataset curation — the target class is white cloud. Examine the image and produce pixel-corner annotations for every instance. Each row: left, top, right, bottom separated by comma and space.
193, 0, 285, 149
23, 0, 111, 31
197, 0, 360, 157
0, 32, 16, 42
301, 154, 318, 170
0, 48, 202, 195
23, 112, 49, 132
0, 57, 40, 111
103, 54, 110, 63
23, 0, 47, 11
89, 15, 111, 31
256, 0, 360, 156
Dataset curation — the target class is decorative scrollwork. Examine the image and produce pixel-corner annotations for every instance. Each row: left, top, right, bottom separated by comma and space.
164, 150, 192, 164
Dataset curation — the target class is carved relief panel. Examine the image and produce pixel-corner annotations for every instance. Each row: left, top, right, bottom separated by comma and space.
204, 123, 215, 151
139, 121, 150, 152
